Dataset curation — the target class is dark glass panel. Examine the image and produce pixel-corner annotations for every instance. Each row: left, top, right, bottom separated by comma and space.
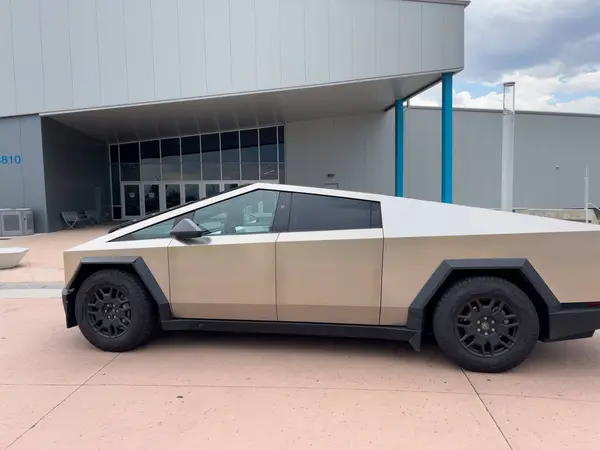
259, 127, 277, 163
202, 163, 221, 180
201, 133, 220, 163
260, 163, 278, 180
241, 129, 258, 163
143, 184, 160, 214
110, 145, 119, 164
279, 163, 286, 184
120, 163, 140, 181
111, 164, 121, 206
184, 184, 200, 203
141, 140, 160, 161
222, 162, 240, 180
119, 143, 139, 163
181, 136, 201, 180
112, 206, 122, 220
241, 163, 259, 180
165, 184, 181, 209
221, 131, 239, 163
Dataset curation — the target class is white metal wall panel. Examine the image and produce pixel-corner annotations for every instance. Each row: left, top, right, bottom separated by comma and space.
96, 0, 128, 106
280, 0, 306, 87
230, 0, 258, 92
398, 1, 422, 74
255, 0, 282, 90
304, 0, 329, 85
0, 0, 16, 116
328, 0, 354, 82
40, 0, 73, 111
177, 0, 207, 98
204, 0, 232, 95
422, 2, 463, 72
375, 0, 400, 77
286, 111, 395, 196
352, 0, 376, 80
68, 0, 101, 109
152, 0, 182, 100
124, 0, 155, 103
0, 0, 465, 117
11, 0, 44, 115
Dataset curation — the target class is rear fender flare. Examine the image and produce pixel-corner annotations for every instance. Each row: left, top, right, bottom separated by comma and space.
405, 258, 561, 341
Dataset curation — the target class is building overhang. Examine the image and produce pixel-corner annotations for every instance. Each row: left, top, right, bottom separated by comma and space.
42, 71, 454, 143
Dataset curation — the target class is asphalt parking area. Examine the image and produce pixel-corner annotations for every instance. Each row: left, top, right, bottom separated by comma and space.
1, 297, 600, 449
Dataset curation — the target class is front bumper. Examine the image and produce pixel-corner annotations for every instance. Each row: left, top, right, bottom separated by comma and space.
62, 287, 77, 328
544, 304, 600, 342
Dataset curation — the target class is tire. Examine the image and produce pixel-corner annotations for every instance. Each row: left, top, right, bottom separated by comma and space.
74, 269, 156, 352
432, 276, 539, 373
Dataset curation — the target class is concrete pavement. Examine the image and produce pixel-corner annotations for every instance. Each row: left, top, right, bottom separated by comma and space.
1, 296, 600, 449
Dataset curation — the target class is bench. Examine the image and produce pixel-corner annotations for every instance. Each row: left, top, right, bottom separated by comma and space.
0, 247, 29, 269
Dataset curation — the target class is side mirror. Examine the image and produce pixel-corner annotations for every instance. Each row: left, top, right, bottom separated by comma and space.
170, 218, 208, 240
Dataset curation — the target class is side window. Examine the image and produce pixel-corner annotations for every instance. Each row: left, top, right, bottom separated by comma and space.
113, 215, 190, 241
191, 189, 280, 235
288, 193, 377, 232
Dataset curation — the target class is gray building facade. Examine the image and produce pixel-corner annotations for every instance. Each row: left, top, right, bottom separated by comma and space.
405, 107, 600, 210
1, 0, 470, 232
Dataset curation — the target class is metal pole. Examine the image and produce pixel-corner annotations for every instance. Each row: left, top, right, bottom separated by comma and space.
501, 82, 516, 212
585, 165, 590, 223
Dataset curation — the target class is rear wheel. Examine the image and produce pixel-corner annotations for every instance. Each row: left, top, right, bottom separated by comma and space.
75, 269, 156, 352
432, 276, 539, 373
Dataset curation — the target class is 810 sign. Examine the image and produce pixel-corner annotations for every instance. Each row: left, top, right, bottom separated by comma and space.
1, 155, 21, 164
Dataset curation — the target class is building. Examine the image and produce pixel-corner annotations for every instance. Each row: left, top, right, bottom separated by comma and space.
405, 106, 600, 210
0, 0, 467, 233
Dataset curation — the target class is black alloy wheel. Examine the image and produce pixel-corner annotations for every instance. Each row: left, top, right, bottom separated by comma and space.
455, 296, 519, 358
75, 269, 156, 352
433, 276, 539, 373
87, 286, 132, 339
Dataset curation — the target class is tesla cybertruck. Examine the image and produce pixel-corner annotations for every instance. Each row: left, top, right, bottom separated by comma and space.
62, 183, 600, 373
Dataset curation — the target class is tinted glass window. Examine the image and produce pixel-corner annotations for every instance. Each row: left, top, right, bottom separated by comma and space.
289, 193, 373, 232
192, 189, 279, 236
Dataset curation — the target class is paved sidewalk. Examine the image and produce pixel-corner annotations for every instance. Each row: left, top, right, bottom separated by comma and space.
2, 297, 600, 449
0, 226, 110, 284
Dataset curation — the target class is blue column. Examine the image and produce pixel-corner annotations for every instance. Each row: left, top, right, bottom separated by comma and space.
395, 99, 404, 197
441, 73, 453, 203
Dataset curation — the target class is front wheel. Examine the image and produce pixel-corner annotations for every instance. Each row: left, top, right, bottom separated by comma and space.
74, 269, 156, 352
432, 276, 539, 373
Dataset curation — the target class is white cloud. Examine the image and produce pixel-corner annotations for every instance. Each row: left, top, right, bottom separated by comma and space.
412, 66, 600, 114
411, 0, 600, 114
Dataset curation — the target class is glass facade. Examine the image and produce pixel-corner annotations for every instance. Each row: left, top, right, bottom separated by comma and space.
109, 125, 285, 220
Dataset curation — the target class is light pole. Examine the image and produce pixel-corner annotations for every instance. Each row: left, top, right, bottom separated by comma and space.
501, 82, 516, 212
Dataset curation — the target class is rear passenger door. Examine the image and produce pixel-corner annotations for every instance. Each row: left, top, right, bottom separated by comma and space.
275, 193, 383, 325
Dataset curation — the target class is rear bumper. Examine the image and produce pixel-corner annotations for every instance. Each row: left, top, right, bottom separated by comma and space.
544, 305, 600, 342
62, 287, 77, 328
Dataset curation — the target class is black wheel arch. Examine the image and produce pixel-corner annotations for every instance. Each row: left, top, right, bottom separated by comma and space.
406, 258, 561, 349
62, 256, 173, 328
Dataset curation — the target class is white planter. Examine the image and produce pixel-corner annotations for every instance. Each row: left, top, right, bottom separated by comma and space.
0, 247, 29, 269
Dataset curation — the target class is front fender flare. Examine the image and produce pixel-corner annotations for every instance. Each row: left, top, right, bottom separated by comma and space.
62, 256, 173, 328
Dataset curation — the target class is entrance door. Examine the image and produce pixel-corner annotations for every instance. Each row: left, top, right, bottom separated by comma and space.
164, 183, 182, 209
122, 183, 142, 219
143, 184, 160, 215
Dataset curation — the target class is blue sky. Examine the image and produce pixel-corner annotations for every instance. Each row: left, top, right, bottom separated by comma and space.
413, 0, 600, 113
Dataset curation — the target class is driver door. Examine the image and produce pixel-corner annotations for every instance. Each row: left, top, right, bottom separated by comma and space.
167, 189, 282, 321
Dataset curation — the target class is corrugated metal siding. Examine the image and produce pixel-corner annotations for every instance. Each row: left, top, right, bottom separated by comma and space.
405, 108, 600, 209
0, 0, 465, 117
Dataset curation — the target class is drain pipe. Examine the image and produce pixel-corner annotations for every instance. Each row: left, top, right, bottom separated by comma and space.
585, 165, 590, 223
501, 82, 516, 212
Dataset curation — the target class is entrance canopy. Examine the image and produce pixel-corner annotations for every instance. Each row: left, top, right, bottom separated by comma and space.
43, 72, 441, 143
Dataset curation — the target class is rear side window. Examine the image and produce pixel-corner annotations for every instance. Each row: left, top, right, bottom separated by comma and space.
288, 193, 379, 232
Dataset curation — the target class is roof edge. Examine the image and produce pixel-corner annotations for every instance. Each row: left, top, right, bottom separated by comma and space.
407, 105, 600, 119
406, 0, 470, 7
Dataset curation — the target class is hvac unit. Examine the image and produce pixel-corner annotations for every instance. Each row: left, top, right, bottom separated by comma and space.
0, 208, 34, 236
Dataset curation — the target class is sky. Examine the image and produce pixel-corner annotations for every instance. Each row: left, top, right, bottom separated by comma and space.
412, 0, 600, 113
